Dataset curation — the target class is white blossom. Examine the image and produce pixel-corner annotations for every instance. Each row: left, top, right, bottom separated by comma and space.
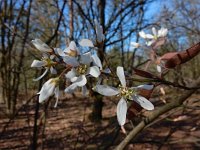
32, 39, 52, 53
31, 54, 57, 81
139, 27, 168, 48
56, 41, 79, 57
38, 78, 59, 104
65, 52, 101, 94
93, 66, 154, 126
79, 39, 94, 47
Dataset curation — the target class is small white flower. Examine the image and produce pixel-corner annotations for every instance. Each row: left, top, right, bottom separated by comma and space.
65, 52, 101, 94
94, 66, 154, 126
31, 54, 57, 81
38, 78, 59, 104
139, 31, 147, 39
79, 39, 94, 47
56, 41, 82, 67
139, 31, 154, 39
56, 41, 79, 57
158, 27, 168, 37
139, 27, 168, 48
64, 41, 79, 56
32, 39, 52, 53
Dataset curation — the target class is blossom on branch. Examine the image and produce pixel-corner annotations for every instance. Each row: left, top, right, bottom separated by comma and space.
31, 54, 57, 81
93, 66, 154, 126
56, 41, 79, 57
65, 52, 101, 95
32, 39, 53, 53
38, 77, 60, 106
139, 27, 168, 48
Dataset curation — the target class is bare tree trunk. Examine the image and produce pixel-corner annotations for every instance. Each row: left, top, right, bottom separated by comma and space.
69, 0, 74, 41
90, 0, 105, 121
0, 0, 27, 116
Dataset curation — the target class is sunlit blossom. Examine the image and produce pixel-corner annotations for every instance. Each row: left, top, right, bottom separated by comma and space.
31, 54, 57, 81
93, 66, 154, 126
38, 77, 59, 106
65, 52, 101, 95
139, 27, 168, 48
32, 39, 52, 53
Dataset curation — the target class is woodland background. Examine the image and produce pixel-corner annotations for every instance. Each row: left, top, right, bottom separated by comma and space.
0, 0, 200, 149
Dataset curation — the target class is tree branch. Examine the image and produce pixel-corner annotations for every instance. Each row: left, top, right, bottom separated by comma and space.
46, 0, 66, 45
115, 78, 200, 150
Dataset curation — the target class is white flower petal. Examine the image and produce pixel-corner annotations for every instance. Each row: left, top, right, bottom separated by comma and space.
54, 87, 59, 107
88, 66, 100, 78
80, 52, 92, 65
93, 85, 119, 96
146, 40, 155, 46
152, 27, 157, 36
63, 56, 79, 67
33, 68, 48, 81
42, 53, 49, 58
74, 75, 87, 87
117, 66, 126, 87
79, 39, 94, 47
64, 83, 77, 93
69, 41, 77, 50
157, 65, 162, 73
158, 28, 168, 37
64, 41, 78, 53
32, 39, 52, 52
145, 34, 154, 39
117, 98, 127, 126
71, 77, 78, 82
65, 69, 77, 80
136, 85, 154, 90
92, 55, 102, 70
139, 31, 146, 39
50, 55, 55, 59
38, 79, 56, 103
50, 67, 57, 74
133, 95, 154, 110
31, 60, 45, 68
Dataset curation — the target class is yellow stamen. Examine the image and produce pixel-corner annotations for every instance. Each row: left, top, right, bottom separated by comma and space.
76, 64, 88, 75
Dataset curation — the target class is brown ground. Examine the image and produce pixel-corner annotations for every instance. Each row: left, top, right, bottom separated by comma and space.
0, 92, 200, 150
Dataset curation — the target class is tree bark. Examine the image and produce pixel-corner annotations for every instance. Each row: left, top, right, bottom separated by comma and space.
90, 0, 106, 122
69, 0, 74, 41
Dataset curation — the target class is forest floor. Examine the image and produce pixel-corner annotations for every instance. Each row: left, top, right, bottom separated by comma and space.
0, 91, 200, 150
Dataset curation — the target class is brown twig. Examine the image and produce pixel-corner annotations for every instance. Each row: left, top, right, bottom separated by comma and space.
114, 79, 200, 150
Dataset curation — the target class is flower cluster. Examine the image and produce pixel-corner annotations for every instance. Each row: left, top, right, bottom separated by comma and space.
131, 27, 168, 73
31, 21, 158, 128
